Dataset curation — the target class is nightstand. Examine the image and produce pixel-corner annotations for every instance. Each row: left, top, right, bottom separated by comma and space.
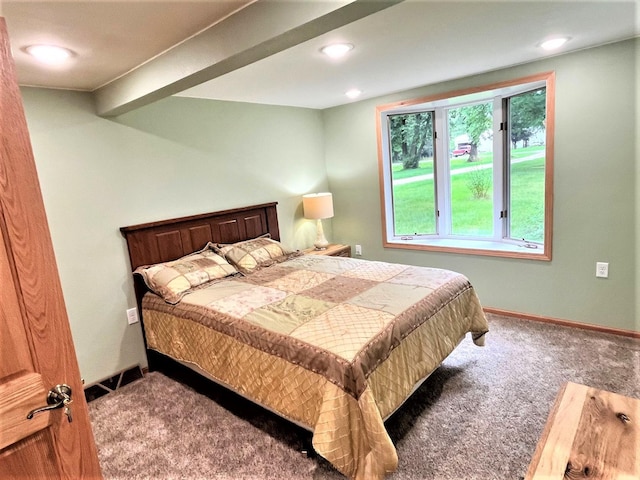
304, 244, 351, 257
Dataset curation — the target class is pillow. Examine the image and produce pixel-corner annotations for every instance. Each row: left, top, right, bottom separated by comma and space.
214, 236, 301, 275
134, 243, 237, 303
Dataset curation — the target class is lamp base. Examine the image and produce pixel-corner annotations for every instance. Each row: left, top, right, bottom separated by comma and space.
313, 219, 329, 250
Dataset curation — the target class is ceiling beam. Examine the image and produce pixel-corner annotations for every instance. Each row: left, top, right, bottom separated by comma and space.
94, 0, 402, 117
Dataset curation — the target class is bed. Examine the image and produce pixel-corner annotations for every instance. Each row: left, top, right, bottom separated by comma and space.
120, 202, 489, 480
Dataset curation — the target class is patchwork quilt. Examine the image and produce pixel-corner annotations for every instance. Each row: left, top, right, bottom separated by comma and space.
141, 255, 488, 479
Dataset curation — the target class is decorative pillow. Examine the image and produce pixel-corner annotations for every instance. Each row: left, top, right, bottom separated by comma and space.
215, 237, 301, 275
134, 243, 237, 303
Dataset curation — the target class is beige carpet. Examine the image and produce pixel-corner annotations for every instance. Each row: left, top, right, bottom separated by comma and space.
89, 314, 640, 479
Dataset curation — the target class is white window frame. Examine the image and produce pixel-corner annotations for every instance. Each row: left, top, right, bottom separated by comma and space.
376, 72, 555, 260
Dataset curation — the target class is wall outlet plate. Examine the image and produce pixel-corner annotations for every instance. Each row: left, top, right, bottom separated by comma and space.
355, 244, 362, 256
126, 307, 139, 325
596, 262, 609, 278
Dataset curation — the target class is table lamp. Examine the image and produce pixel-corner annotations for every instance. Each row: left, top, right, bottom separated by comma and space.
302, 192, 334, 250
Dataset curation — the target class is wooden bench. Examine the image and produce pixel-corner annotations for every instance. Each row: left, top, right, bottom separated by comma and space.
525, 382, 639, 479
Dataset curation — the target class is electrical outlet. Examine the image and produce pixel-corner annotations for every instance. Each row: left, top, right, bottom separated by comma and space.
355, 244, 362, 256
126, 307, 139, 325
595, 262, 609, 278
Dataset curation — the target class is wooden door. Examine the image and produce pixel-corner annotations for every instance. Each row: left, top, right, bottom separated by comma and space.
0, 17, 102, 479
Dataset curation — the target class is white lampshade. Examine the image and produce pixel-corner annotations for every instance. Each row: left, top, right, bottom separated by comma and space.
302, 193, 334, 220
302, 192, 334, 250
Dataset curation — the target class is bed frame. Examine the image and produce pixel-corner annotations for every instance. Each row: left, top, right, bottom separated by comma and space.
120, 202, 281, 359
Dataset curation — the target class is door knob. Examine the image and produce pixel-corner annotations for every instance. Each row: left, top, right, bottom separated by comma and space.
26, 384, 73, 423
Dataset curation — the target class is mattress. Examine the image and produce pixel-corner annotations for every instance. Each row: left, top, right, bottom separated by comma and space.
141, 254, 488, 479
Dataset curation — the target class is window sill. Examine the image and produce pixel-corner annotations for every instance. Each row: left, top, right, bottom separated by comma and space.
385, 237, 550, 261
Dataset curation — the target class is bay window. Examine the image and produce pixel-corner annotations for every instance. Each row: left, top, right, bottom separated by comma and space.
377, 72, 554, 260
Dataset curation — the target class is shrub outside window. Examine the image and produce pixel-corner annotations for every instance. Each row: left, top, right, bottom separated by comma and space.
376, 72, 554, 260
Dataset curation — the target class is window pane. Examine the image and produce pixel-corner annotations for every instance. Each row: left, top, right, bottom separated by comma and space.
447, 103, 494, 237
508, 88, 546, 243
388, 112, 436, 235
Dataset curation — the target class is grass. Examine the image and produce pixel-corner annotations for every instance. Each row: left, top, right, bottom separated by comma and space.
392, 146, 545, 241
393, 180, 437, 234
509, 158, 546, 241
391, 151, 493, 180
451, 166, 494, 236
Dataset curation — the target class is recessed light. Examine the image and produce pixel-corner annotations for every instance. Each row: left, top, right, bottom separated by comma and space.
320, 43, 354, 59
345, 88, 362, 99
24, 44, 74, 64
539, 37, 570, 51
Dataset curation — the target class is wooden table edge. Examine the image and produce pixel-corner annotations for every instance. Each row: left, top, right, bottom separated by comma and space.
525, 382, 570, 479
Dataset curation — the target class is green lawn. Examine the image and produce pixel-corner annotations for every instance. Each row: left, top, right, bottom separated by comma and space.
392, 148, 545, 241
509, 158, 546, 241
391, 151, 493, 180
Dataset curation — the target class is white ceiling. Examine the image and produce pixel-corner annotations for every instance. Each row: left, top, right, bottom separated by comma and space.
1, 1, 638, 112
2, 0, 255, 89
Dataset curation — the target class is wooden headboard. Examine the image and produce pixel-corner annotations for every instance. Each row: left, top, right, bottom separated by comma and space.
120, 202, 280, 344
120, 202, 280, 271
120, 202, 280, 353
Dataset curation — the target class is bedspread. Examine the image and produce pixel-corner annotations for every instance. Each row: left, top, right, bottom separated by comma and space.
141, 255, 488, 479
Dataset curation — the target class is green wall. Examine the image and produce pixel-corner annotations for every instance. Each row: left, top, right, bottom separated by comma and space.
323, 38, 638, 332
21, 38, 638, 385
636, 36, 640, 336
22, 90, 327, 384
